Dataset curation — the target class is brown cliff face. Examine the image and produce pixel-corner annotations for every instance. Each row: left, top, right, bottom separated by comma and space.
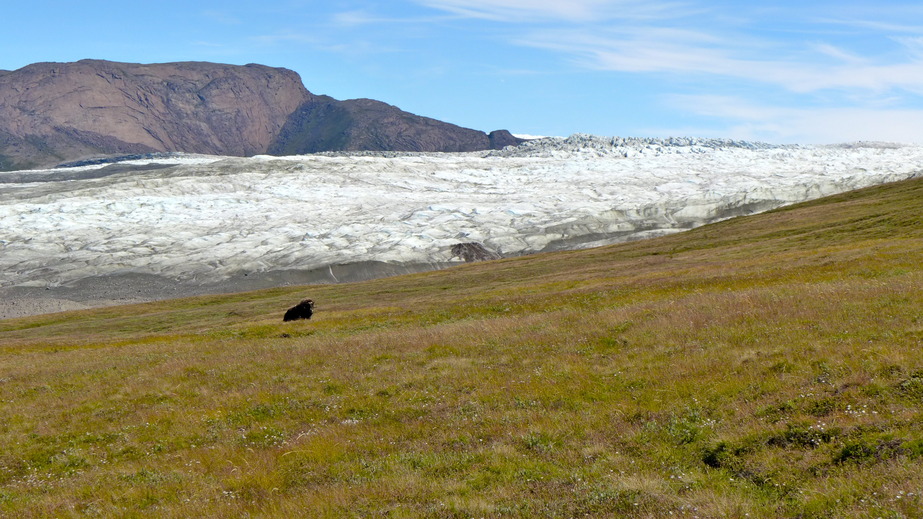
0, 60, 522, 171
0, 60, 313, 169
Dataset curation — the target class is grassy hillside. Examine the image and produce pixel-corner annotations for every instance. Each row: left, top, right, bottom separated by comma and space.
2, 177, 923, 517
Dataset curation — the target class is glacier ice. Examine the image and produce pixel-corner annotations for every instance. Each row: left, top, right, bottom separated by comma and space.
1, 136, 922, 298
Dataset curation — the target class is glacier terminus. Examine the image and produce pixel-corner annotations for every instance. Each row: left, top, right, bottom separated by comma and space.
1, 135, 921, 316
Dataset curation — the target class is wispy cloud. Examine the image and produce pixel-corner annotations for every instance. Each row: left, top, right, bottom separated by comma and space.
414, 1, 923, 142
662, 94, 923, 144
250, 30, 404, 58
331, 9, 455, 27
415, 0, 686, 23
417, 1, 923, 92
810, 42, 868, 65
820, 16, 923, 35
502, 10, 923, 93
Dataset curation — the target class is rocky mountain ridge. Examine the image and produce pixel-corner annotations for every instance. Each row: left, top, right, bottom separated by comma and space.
0, 59, 521, 170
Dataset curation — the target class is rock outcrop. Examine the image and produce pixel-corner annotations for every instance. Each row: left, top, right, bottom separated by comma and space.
450, 242, 502, 262
488, 130, 524, 150
0, 59, 523, 171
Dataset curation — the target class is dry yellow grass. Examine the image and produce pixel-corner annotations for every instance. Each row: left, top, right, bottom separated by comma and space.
2, 177, 923, 517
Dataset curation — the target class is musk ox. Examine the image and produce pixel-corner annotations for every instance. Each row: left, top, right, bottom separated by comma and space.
283, 299, 314, 322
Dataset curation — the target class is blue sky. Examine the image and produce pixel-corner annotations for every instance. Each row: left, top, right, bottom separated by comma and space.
4, 1, 923, 143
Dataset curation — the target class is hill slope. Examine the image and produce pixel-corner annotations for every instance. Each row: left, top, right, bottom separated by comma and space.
1, 178, 922, 517
0, 60, 520, 170
267, 95, 520, 154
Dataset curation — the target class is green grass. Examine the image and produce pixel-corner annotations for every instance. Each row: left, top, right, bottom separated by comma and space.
2, 177, 923, 517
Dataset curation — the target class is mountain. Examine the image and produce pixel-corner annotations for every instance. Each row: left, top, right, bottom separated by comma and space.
0, 59, 522, 170
267, 96, 517, 154
0, 60, 312, 170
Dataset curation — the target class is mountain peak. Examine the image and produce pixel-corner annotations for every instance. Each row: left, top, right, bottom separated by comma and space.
0, 60, 515, 171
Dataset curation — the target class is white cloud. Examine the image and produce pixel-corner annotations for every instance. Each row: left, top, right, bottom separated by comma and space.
415, 0, 683, 22
416, 0, 603, 21
331, 9, 452, 27
820, 18, 923, 35
518, 26, 923, 95
663, 94, 923, 144
249, 30, 402, 57
895, 36, 923, 59
401, 1, 923, 143
416, 1, 923, 97
810, 43, 867, 65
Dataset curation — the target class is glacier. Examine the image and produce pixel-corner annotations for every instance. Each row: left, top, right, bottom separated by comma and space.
1, 135, 922, 317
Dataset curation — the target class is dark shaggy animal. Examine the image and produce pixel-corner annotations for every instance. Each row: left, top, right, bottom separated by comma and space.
283, 299, 314, 321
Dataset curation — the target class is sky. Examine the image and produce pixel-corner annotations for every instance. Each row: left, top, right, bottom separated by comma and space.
4, 1, 923, 144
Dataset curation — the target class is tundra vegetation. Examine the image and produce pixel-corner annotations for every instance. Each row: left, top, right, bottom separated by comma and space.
1, 178, 922, 517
